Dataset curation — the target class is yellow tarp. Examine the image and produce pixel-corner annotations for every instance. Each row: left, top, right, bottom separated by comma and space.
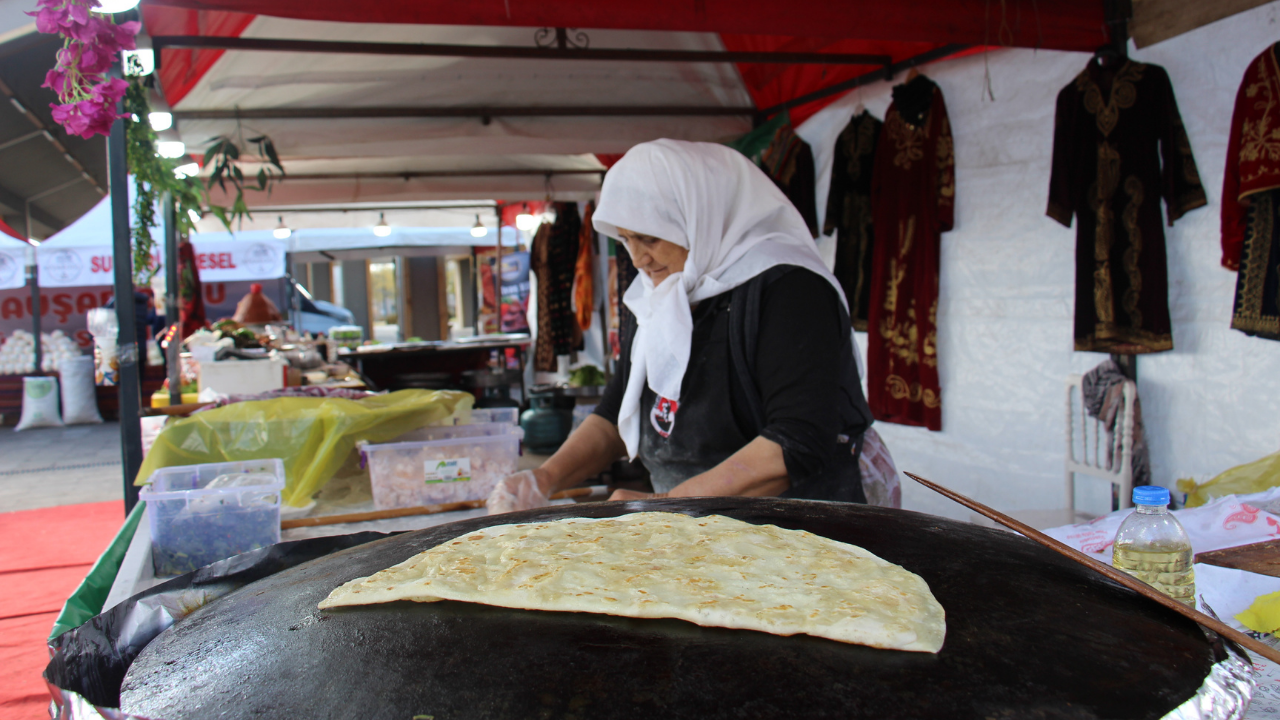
1237, 590, 1280, 635
135, 390, 473, 507
1177, 450, 1280, 508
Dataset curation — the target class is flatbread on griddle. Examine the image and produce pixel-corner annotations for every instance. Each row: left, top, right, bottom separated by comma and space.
319, 511, 946, 652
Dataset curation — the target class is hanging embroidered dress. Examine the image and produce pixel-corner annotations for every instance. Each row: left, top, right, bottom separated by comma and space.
531, 203, 581, 371
1222, 43, 1280, 341
866, 75, 954, 432
1047, 59, 1206, 354
824, 110, 883, 331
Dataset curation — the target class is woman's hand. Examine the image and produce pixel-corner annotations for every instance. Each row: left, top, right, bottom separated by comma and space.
608, 489, 669, 501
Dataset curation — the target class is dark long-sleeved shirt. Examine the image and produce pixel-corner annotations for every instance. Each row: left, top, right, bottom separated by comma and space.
595, 266, 871, 501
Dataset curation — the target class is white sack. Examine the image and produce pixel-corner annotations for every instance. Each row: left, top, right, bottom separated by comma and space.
59, 355, 102, 425
15, 376, 63, 431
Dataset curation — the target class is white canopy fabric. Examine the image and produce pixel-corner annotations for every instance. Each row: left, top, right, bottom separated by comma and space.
196, 225, 519, 263
169, 19, 754, 207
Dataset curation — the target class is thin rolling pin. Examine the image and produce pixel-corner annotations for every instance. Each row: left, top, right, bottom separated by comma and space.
904, 471, 1280, 665
281, 486, 602, 529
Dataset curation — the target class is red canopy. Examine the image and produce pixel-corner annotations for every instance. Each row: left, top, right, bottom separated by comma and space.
0, 218, 27, 242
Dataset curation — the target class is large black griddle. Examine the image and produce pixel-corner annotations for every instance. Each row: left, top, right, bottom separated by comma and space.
121, 498, 1223, 719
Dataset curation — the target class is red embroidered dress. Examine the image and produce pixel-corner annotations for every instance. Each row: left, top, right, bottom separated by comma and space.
866, 75, 954, 432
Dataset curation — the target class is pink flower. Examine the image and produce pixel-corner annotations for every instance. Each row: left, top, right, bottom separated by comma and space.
90, 77, 128, 105
50, 102, 91, 137
26, 6, 69, 34
41, 67, 69, 97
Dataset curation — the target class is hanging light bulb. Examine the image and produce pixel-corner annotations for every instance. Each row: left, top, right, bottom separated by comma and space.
373, 212, 392, 238
273, 216, 292, 240
542, 203, 558, 225
96, 0, 140, 12
156, 141, 186, 159
173, 162, 199, 179
470, 215, 487, 238
148, 112, 172, 131
515, 213, 537, 231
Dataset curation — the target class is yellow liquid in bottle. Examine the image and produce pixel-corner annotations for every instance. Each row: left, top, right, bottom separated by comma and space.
1112, 545, 1195, 606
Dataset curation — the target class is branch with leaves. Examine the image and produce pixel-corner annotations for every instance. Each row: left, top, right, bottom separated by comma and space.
122, 78, 206, 285
203, 133, 284, 229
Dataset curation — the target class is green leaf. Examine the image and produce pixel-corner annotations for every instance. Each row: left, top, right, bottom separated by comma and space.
202, 143, 221, 168
247, 136, 265, 144
225, 142, 239, 160
264, 140, 283, 172
232, 165, 244, 183
209, 205, 232, 232
257, 168, 267, 191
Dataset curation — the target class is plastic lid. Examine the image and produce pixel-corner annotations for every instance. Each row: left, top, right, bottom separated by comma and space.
1132, 485, 1170, 506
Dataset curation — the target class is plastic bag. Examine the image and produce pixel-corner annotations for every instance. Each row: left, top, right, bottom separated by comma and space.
1178, 450, 1280, 508
134, 389, 472, 507
59, 356, 103, 425
15, 375, 63, 431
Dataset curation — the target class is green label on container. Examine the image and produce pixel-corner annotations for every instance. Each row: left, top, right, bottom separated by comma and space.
424, 458, 471, 484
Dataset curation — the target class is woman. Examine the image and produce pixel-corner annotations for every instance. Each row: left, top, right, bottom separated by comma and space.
489, 139, 872, 513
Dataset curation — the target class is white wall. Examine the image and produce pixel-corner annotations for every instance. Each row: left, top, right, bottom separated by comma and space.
797, 3, 1280, 521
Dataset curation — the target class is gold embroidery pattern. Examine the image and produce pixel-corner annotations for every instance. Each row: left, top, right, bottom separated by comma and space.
1075, 326, 1173, 354
922, 300, 938, 368
936, 115, 955, 203
879, 217, 924, 366
1173, 115, 1201, 187
886, 111, 926, 170
1076, 61, 1144, 138
1241, 49, 1280, 185
886, 375, 941, 408
1088, 142, 1122, 325
1121, 175, 1145, 329
1232, 191, 1280, 336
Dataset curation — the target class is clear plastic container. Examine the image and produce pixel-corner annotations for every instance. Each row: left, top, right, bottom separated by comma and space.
364, 426, 524, 510
1111, 485, 1195, 606
139, 459, 286, 577
467, 407, 520, 426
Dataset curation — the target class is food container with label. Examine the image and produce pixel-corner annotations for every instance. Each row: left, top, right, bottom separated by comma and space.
363, 424, 524, 509
139, 459, 285, 577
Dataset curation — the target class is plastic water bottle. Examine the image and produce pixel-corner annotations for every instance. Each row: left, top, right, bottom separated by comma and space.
1111, 486, 1195, 606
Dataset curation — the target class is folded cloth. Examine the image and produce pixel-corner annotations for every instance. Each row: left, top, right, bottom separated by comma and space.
1082, 359, 1151, 489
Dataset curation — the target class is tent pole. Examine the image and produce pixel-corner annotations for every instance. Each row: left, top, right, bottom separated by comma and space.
163, 193, 181, 407
24, 201, 40, 373
494, 211, 502, 335
109, 113, 143, 515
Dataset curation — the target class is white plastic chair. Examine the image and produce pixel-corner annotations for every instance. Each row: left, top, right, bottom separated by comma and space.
1065, 373, 1136, 516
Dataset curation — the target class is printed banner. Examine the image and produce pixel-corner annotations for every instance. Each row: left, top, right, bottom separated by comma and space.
0, 248, 25, 290
36, 239, 287, 287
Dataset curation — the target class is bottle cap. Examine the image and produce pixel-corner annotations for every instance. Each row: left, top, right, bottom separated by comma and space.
1132, 485, 1170, 506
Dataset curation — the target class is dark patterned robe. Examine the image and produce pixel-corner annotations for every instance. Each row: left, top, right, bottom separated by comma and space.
866, 75, 954, 432
726, 111, 819, 237
531, 203, 581, 371
824, 110, 882, 331
1223, 44, 1280, 340
1048, 60, 1207, 354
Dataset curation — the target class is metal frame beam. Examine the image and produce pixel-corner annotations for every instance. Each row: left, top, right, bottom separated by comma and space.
244, 169, 604, 183
152, 35, 891, 68
756, 43, 971, 118
173, 105, 753, 121
0, 77, 105, 194
0, 180, 62, 233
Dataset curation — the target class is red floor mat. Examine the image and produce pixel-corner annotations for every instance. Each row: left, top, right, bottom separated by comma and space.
0, 501, 124, 720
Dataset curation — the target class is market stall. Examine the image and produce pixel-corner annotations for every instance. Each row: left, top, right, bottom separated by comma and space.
28, 0, 1280, 717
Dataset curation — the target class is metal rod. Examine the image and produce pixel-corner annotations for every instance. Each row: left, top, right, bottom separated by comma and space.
109, 112, 143, 516
250, 202, 500, 213
24, 201, 39, 374
263, 169, 603, 182
0, 76, 105, 194
757, 43, 970, 118
152, 35, 891, 67
163, 193, 181, 407
172, 106, 754, 121
903, 472, 1280, 665
0, 130, 41, 152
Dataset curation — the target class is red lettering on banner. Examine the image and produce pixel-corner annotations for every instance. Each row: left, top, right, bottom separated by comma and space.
74, 329, 92, 349
90, 256, 112, 273
224, 252, 237, 269
76, 293, 98, 316
53, 293, 73, 323
205, 283, 226, 305
1, 297, 22, 320
99, 290, 113, 306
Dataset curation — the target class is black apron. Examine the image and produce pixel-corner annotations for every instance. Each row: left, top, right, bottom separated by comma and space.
637, 291, 865, 502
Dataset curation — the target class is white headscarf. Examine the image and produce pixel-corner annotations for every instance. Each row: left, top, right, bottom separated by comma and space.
593, 139, 848, 459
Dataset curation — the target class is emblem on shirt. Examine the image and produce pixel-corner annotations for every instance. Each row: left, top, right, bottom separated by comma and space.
651, 396, 679, 438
